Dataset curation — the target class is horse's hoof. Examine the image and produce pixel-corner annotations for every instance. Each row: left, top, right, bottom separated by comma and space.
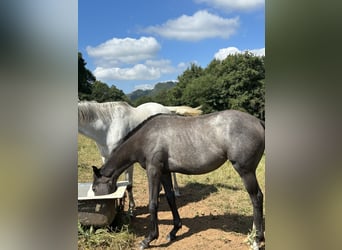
251, 241, 259, 250
249, 239, 265, 250
128, 209, 135, 218
139, 241, 149, 250
166, 233, 176, 242
257, 240, 265, 249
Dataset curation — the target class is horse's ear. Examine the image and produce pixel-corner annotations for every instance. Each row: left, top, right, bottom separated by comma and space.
92, 166, 101, 177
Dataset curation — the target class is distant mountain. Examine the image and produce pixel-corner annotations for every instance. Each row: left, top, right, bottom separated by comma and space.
127, 81, 177, 101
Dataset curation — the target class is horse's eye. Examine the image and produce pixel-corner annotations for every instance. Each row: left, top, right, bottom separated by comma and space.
92, 186, 96, 193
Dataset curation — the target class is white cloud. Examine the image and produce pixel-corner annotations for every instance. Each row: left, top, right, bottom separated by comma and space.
145, 59, 175, 74
142, 10, 239, 41
93, 64, 161, 81
177, 62, 188, 72
195, 0, 264, 12
133, 84, 155, 91
86, 37, 161, 66
93, 59, 177, 81
177, 62, 187, 69
214, 46, 265, 60
86, 37, 180, 81
249, 48, 265, 56
214, 47, 240, 59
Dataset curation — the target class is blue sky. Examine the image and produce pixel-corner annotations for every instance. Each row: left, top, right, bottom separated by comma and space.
79, 0, 265, 94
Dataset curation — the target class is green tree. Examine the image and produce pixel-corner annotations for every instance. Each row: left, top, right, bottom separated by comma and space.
163, 63, 204, 105
177, 63, 203, 88
167, 52, 265, 119
222, 53, 265, 119
90, 81, 129, 103
133, 95, 154, 106
78, 52, 95, 100
162, 87, 183, 106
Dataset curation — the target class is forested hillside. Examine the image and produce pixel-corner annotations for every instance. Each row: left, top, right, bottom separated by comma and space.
127, 81, 177, 104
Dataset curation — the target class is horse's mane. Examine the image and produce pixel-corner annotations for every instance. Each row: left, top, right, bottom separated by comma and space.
166, 105, 202, 116
78, 101, 132, 123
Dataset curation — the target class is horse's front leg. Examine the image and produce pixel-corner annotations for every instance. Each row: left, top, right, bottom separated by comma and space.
161, 172, 182, 241
140, 167, 161, 249
125, 165, 135, 216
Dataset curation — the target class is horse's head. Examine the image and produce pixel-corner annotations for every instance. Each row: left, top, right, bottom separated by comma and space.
92, 166, 117, 195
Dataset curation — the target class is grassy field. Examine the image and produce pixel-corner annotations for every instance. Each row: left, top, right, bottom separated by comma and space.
78, 134, 265, 249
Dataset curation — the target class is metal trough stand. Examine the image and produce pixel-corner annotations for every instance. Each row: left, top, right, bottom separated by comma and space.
78, 181, 128, 227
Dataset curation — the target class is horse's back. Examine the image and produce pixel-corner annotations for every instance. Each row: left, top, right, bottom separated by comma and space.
141, 110, 264, 143
138, 110, 264, 173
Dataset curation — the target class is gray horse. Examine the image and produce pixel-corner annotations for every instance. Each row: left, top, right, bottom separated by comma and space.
92, 110, 265, 249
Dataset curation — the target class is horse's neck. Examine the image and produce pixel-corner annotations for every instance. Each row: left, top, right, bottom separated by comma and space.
102, 139, 140, 177
79, 115, 137, 160
78, 119, 109, 147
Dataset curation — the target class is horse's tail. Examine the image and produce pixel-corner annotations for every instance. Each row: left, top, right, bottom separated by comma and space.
165, 105, 203, 116
259, 120, 265, 130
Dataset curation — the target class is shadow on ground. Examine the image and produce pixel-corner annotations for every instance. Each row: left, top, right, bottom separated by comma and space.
133, 182, 243, 215
130, 182, 257, 242
131, 212, 259, 250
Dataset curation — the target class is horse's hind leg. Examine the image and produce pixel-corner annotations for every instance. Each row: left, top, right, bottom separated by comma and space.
125, 165, 135, 216
161, 172, 182, 241
232, 162, 265, 244
172, 173, 181, 196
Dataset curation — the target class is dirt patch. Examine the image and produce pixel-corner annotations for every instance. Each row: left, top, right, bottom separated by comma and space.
128, 181, 257, 250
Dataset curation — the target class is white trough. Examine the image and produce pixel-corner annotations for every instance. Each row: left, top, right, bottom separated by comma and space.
78, 181, 128, 227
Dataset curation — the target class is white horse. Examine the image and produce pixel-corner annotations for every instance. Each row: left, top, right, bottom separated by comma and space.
78, 101, 202, 214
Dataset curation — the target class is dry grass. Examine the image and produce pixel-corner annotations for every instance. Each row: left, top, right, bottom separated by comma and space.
78, 222, 135, 250
78, 134, 102, 181
78, 134, 265, 249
